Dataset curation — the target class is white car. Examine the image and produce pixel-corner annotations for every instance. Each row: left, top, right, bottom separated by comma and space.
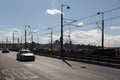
17, 49, 35, 61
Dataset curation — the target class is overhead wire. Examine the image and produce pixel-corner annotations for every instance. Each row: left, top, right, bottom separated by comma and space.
104, 6, 120, 13
38, 6, 120, 39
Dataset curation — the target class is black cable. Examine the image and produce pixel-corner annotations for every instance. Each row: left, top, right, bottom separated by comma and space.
104, 6, 120, 13
38, 6, 120, 37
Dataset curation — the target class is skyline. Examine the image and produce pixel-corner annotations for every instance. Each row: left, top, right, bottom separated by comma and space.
0, 0, 120, 47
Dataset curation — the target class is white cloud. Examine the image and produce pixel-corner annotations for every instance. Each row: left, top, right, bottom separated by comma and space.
40, 34, 60, 44
70, 29, 101, 46
46, 9, 61, 15
110, 26, 120, 30
18, 26, 119, 47
63, 29, 120, 47
33, 29, 39, 33
34, 29, 120, 47
77, 22, 84, 26
4, 28, 22, 38
104, 35, 120, 47
13, 28, 19, 32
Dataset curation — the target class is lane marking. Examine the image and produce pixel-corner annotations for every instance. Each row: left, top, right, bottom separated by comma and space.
1, 70, 15, 80
24, 63, 33, 67
12, 68, 28, 79
1, 68, 39, 80
20, 68, 39, 79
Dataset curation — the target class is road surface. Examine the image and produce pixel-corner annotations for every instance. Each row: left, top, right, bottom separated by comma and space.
0, 51, 120, 80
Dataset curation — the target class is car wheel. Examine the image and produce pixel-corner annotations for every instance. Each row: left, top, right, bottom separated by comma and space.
16, 54, 18, 59
17, 57, 19, 60
18, 56, 21, 61
17, 55, 19, 60
33, 59, 35, 61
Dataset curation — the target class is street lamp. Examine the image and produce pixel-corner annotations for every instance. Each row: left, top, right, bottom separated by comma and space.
48, 28, 53, 55
29, 31, 35, 50
12, 29, 17, 49
61, 4, 70, 60
6, 37, 8, 48
29, 31, 35, 42
25, 25, 30, 49
20, 37, 23, 49
97, 12, 104, 53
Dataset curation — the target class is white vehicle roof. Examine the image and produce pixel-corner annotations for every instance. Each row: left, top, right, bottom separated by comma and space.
20, 49, 30, 51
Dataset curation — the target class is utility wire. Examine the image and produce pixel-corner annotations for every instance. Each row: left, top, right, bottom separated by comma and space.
104, 6, 120, 13
44, 15, 120, 36
38, 6, 120, 36
64, 15, 120, 32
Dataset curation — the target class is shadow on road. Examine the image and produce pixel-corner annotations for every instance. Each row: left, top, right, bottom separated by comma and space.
16, 59, 35, 62
62, 59, 75, 69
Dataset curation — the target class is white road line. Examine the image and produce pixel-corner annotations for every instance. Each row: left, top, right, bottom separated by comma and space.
1, 68, 39, 80
12, 68, 28, 79
1, 70, 15, 80
20, 68, 39, 79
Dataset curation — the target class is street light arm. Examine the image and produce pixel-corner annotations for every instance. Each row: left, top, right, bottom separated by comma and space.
62, 5, 70, 9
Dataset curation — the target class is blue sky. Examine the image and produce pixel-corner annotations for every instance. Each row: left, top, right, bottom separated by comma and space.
0, 0, 120, 47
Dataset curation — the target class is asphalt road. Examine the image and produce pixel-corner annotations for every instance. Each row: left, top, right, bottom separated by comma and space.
0, 51, 120, 80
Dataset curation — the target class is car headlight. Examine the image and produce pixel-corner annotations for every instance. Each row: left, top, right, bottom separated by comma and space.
21, 55, 25, 57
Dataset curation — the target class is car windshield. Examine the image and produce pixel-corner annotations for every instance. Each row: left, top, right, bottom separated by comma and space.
20, 51, 31, 54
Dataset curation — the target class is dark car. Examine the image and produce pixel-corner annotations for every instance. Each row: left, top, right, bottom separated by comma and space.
2, 48, 9, 53
17, 49, 35, 61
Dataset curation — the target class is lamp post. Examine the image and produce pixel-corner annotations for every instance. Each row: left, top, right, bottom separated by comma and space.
21, 37, 23, 49
97, 12, 104, 52
12, 29, 17, 49
48, 28, 53, 55
68, 24, 71, 44
25, 25, 30, 49
29, 32, 34, 42
31, 33, 33, 42
6, 37, 8, 48
61, 4, 70, 60
29, 31, 35, 50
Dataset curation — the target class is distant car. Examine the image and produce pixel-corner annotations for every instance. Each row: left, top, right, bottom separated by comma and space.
2, 48, 9, 53
17, 49, 35, 61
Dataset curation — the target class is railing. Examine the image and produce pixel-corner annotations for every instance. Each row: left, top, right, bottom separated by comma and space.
32, 49, 120, 65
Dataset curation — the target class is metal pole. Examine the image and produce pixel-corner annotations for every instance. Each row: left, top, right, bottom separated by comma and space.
68, 24, 71, 44
102, 13, 104, 52
18, 37, 19, 44
25, 25, 27, 49
61, 5, 64, 60
6, 37, 8, 48
13, 29, 14, 49
97, 12, 104, 53
48, 28, 53, 55
31, 32, 34, 50
31, 33, 33, 42
60, 4, 70, 60
21, 37, 22, 49
17, 37, 19, 49
51, 29, 53, 54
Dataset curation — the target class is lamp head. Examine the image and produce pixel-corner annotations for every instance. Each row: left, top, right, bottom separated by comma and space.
28, 26, 30, 28
97, 12, 104, 15
97, 12, 100, 15
67, 6, 70, 9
